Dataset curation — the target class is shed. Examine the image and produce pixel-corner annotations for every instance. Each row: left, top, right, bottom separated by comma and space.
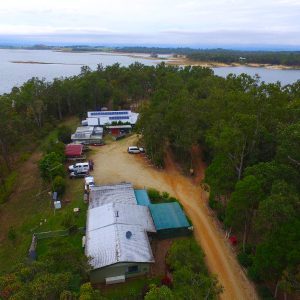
65, 144, 83, 158
149, 202, 191, 239
134, 190, 151, 206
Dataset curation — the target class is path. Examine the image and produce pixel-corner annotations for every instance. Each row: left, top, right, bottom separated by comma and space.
90, 135, 258, 300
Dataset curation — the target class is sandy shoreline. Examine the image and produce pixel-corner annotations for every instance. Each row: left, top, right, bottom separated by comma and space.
10, 60, 84, 65
166, 57, 300, 70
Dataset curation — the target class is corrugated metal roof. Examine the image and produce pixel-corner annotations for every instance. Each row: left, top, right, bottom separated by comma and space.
87, 203, 156, 233
86, 224, 154, 269
65, 144, 83, 157
134, 190, 151, 206
89, 183, 137, 209
149, 202, 190, 230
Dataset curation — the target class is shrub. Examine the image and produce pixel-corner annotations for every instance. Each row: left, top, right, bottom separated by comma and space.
57, 126, 72, 144
61, 212, 76, 229
39, 152, 65, 181
53, 176, 66, 195
147, 188, 161, 202
162, 192, 170, 199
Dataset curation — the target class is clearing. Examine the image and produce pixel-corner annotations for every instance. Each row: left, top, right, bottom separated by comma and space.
90, 135, 258, 300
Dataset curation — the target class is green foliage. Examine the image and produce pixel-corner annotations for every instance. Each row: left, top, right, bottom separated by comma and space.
166, 238, 223, 299
53, 176, 66, 195
39, 152, 65, 181
57, 126, 72, 144
7, 226, 17, 242
145, 284, 174, 300
61, 211, 76, 229
147, 188, 161, 202
167, 238, 206, 273
79, 283, 104, 300
0, 171, 17, 204
187, 49, 300, 66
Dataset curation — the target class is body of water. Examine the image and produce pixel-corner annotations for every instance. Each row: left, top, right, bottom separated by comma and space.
0, 49, 299, 94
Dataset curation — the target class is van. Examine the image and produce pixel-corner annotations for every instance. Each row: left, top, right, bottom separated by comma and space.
68, 162, 89, 173
127, 146, 141, 154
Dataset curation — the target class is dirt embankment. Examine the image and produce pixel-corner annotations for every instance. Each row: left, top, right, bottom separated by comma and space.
90, 135, 258, 300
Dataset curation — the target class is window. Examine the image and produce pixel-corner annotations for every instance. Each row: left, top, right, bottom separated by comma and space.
127, 265, 139, 274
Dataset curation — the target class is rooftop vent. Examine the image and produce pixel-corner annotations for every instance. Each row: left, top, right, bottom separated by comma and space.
126, 231, 132, 239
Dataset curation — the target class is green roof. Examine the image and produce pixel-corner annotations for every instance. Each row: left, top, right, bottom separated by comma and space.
134, 189, 151, 206
149, 202, 190, 230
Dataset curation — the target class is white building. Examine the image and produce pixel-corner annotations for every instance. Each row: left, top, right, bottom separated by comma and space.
85, 183, 156, 284
85, 110, 139, 126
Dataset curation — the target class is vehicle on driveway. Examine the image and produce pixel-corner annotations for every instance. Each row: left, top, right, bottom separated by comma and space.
69, 171, 89, 179
127, 146, 145, 154
68, 162, 89, 173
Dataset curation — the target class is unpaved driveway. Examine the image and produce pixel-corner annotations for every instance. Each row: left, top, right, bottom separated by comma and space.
90, 135, 258, 300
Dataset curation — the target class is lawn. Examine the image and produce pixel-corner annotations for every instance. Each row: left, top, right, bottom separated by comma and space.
101, 276, 161, 300
0, 117, 88, 274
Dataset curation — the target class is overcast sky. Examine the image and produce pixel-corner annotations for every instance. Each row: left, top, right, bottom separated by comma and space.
0, 0, 300, 47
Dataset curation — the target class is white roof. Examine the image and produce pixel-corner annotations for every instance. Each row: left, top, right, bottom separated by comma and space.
87, 117, 100, 126
86, 224, 154, 269
87, 110, 139, 125
89, 183, 137, 209
87, 203, 156, 233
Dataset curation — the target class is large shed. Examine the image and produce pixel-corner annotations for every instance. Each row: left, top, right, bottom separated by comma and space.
65, 144, 83, 158
149, 202, 191, 239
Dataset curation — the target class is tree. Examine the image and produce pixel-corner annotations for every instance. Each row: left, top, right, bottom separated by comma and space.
39, 152, 65, 181
225, 175, 264, 251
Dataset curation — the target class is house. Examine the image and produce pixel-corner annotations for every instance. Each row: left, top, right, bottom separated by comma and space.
85, 184, 191, 284
85, 183, 156, 284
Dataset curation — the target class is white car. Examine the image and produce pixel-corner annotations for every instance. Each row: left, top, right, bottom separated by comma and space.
68, 162, 89, 173
127, 146, 141, 154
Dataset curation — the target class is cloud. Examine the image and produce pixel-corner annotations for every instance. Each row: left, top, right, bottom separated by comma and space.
0, 0, 299, 46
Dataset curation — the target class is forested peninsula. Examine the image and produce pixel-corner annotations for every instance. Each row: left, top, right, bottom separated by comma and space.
0, 63, 299, 299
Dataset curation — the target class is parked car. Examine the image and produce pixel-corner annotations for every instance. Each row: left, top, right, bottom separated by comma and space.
69, 171, 89, 179
127, 146, 144, 154
68, 162, 89, 173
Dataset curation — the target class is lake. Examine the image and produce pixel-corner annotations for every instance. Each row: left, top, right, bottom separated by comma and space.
0, 49, 299, 94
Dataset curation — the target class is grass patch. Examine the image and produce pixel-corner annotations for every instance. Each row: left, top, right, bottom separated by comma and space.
102, 276, 161, 300
0, 171, 18, 204
36, 233, 83, 258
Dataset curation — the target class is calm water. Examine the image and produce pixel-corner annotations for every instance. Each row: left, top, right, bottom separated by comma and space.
0, 49, 299, 94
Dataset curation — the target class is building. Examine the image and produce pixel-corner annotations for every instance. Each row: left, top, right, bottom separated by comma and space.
86, 183, 156, 284
85, 184, 191, 284
134, 189, 191, 239
106, 125, 132, 138
65, 144, 83, 159
149, 202, 191, 239
85, 110, 139, 126
71, 126, 103, 145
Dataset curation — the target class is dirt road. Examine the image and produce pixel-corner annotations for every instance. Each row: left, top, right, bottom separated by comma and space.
90, 135, 258, 300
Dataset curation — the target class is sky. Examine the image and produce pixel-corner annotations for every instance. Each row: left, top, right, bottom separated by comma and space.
0, 0, 300, 48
